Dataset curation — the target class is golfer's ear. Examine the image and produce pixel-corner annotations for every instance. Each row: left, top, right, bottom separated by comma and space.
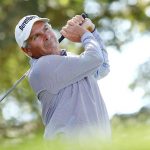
21, 47, 32, 57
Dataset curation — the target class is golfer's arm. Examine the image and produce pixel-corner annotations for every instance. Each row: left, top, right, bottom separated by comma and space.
92, 29, 110, 79
38, 32, 104, 93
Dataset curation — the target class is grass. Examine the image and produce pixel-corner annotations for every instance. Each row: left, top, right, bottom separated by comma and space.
0, 123, 150, 150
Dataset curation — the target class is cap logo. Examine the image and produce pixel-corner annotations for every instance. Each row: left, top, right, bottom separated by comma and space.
19, 16, 37, 31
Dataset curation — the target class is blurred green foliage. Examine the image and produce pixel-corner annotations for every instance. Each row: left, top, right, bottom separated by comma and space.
0, 121, 150, 150
0, 106, 150, 150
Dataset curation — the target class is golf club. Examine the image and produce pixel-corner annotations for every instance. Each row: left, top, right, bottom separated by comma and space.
0, 13, 88, 102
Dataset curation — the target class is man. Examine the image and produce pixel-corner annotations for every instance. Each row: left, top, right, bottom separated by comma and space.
15, 14, 111, 140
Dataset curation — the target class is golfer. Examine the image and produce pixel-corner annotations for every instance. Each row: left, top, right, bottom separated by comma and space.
15, 14, 111, 139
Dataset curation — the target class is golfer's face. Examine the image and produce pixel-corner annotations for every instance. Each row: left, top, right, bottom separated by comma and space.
27, 21, 58, 58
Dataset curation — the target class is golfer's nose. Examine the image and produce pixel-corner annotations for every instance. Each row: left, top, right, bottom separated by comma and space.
43, 31, 50, 41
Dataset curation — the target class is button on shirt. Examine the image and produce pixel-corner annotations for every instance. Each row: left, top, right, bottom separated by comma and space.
28, 30, 111, 139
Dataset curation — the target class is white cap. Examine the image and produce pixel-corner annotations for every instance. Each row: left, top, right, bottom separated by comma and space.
15, 15, 49, 48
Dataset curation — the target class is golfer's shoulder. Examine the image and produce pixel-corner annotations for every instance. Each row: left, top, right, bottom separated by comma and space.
37, 55, 60, 64
35, 55, 65, 70
30, 55, 56, 77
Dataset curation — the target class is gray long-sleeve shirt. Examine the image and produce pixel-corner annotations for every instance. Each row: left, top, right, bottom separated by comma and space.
28, 30, 111, 139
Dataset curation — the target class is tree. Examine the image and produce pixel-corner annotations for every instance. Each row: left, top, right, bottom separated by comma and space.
130, 59, 150, 99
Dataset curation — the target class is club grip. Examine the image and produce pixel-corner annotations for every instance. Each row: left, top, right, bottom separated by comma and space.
58, 13, 88, 43
81, 13, 88, 19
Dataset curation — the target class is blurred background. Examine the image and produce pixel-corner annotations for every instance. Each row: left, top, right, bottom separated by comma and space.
0, 0, 150, 149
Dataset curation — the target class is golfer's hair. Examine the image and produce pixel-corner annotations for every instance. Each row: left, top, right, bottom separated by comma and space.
22, 41, 28, 48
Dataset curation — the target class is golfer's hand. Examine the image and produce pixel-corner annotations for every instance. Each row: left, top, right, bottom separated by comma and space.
60, 15, 88, 42
81, 18, 95, 32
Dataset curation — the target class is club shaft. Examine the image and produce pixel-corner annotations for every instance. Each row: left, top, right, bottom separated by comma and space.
0, 70, 29, 102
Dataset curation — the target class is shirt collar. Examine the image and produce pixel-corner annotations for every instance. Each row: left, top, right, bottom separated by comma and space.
60, 49, 67, 56
29, 50, 67, 65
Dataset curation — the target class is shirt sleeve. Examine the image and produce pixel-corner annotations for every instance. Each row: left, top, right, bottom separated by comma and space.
92, 29, 110, 80
32, 32, 104, 94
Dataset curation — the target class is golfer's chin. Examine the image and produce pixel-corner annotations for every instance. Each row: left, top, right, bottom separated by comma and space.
43, 42, 60, 55
41, 48, 55, 56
